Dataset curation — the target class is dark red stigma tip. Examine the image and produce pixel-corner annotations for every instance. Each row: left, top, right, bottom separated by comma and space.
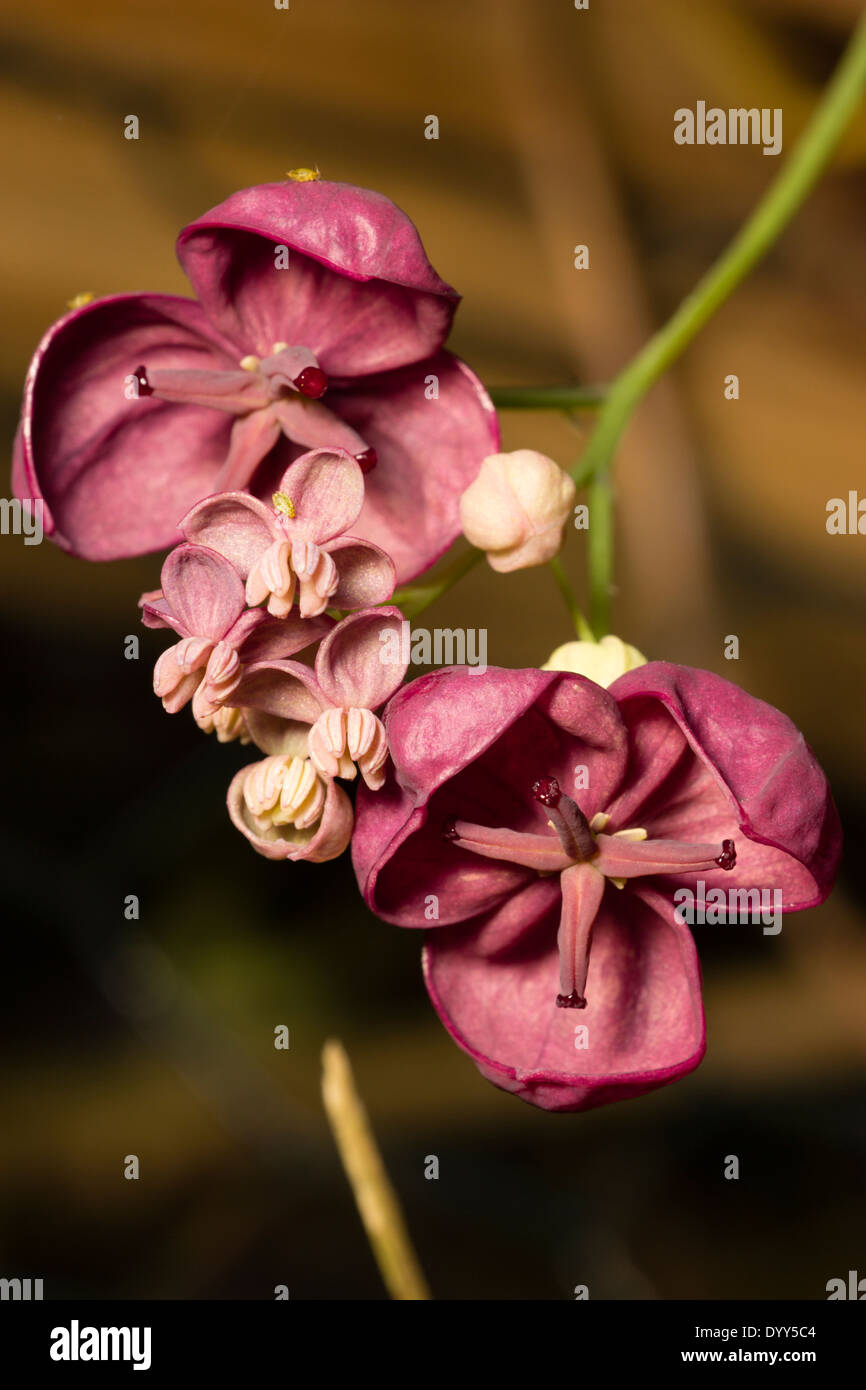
532, 776, 561, 808
715, 839, 737, 871
556, 991, 587, 1009
442, 818, 460, 842
355, 447, 377, 474
294, 366, 328, 399
132, 365, 152, 397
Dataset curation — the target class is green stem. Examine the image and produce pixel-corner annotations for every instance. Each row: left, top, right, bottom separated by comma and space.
488, 384, 606, 411
549, 556, 595, 642
579, 9, 866, 634
390, 13, 866, 634
586, 476, 613, 639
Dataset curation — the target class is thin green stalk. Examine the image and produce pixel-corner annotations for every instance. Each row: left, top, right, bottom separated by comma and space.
580, 9, 866, 633
549, 556, 594, 642
586, 476, 613, 639
389, 13, 866, 633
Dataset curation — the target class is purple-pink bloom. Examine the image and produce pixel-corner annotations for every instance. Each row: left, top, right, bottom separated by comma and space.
180, 447, 395, 619
14, 181, 498, 581
233, 607, 409, 791
140, 542, 330, 731
352, 663, 841, 1113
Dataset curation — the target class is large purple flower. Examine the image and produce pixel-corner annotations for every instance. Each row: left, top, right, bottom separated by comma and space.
14, 180, 498, 579
352, 663, 841, 1113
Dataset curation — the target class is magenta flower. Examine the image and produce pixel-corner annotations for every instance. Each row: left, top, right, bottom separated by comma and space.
14, 180, 498, 581
140, 542, 330, 733
352, 663, 841, 1113
179, 447, 395, 620
233, 607, 409, 791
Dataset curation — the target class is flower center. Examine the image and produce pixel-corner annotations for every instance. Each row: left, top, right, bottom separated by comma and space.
243, 754, 326, 834
130, 344, 377, 487
308, 707, 390, 790
442, 773, 736, 1011
246, 533, 339, 619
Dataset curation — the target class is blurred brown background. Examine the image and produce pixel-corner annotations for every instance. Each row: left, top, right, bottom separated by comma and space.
2, 0, 865, 1299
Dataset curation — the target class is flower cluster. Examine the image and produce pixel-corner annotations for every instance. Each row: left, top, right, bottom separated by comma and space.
14, 177, 842, 1115
137, 445, 408, 863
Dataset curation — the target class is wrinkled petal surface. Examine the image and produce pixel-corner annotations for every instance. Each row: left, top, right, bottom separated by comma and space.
176, 181, 458, 373
158, 543, 246, 641
423, 886, 706, 1112
16, 293, 239, 559
315, 607, 408, 712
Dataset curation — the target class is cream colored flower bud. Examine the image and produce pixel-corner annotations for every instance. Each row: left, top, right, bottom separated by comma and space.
542, 634, 647, 687
459, 450, 576, 572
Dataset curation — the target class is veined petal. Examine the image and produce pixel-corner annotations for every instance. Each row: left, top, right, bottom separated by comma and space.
176, 181, 458, 372
233, 658, 326, 726
273, 448, 364, 542
423, 888, 706, 1113
233, 610, 333, 664
15, 292, 239, 559
327, 537, 396, 610
159, 543, 246, 642
609, 663, 842, 910
180, 491, 277, 578
315, 606, 407, 711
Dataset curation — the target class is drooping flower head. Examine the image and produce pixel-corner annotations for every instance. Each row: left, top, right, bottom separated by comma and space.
140, 542, 331, 733
353, 663, 841, 1112
179, 447, 395, 619
227, 713, 355, 865
14, 181, 498, 581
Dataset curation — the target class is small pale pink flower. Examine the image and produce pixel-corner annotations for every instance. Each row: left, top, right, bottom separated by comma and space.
459, 449, 576, 572
232, 607, 408, 791
227, 716, 353, 863
179, 448, 395, 620
140, 542, 330, 729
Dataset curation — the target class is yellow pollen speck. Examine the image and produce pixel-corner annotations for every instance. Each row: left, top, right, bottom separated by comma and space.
273, 491, 296, 518
67, 291, 95, 309
240, 355, 260, 371
286, 167, 321, 182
